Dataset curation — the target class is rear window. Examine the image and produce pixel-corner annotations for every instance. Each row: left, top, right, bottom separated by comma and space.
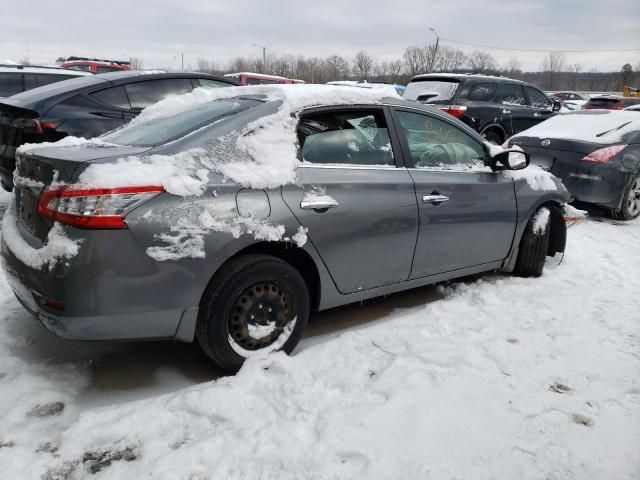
91, 86, 131, 109
6, 74, 105, 102
35, 73, 78, 87
404, 79, 460, 102
589, 98, 622, 106
465, 82, 497, 101
0, 72, 23, 97
101, 98, 259, 146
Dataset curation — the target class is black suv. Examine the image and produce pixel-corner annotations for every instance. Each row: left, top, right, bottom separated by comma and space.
403, 73, 561, 145
0, 71, 239, 190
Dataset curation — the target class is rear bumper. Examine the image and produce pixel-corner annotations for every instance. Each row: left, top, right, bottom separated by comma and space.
0, 209, 201, 342
554, 164, 630, 208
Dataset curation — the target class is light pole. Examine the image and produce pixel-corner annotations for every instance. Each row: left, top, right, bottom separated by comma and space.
428, 27, 439, 72
253, 43, 267, 73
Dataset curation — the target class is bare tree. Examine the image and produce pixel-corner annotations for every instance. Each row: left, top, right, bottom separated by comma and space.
129, 57, 144, 70
467, 50, 498, 74
621, 63, 633, 89
353, 50, 374, 80
436, 46, 467, 72
388, 59, 403, 83
541, 52, 566, 90
403, 46, 428, 76
567, 63, 581, 89
503, 57, 522, 77
325, 55, 349, 80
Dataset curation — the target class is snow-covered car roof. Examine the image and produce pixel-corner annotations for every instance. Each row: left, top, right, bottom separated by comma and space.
514, 110, 640, 144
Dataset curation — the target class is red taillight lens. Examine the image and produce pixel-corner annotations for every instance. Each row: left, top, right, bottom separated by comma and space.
37, 185, 164, 229
581, 145, 627, 164
438, 105, 467, 118
11, 118, 43, 135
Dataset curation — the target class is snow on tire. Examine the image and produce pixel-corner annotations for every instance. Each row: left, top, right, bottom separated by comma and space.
514, 206, 551, 277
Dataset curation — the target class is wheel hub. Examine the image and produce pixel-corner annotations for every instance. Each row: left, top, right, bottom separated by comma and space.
228, 282, 295, 351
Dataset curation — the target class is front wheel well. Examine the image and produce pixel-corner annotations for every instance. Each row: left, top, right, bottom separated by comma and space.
541, 202, 567, 257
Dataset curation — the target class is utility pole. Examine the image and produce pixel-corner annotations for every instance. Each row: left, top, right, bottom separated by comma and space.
181, 53, 184, 71
429, 27, 439, 72
254, 43, 267, 73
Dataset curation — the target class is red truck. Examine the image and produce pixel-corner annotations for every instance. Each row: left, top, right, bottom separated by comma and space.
58, 56, 132, 74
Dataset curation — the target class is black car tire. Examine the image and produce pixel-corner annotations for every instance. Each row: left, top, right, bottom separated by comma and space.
610, 174, 640, 221
482, 130, 503, 145
196, 254, 309, 371
514, 207, 551, 277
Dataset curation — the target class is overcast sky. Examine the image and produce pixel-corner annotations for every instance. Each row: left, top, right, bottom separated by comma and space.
2, 0, 639, 73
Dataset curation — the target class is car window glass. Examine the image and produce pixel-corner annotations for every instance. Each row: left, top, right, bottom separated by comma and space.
24, 74, 38, 90
96, 66, 121, 74
197, 79, 232, 89
298, 110, 395, 166
65, 64, 91, 71
396, 110, 486, 170
246, 78, 278, 85
101, 99, 258, 147
35, 74, 76, 87
124, 79, 193, 110
0, 73, 23, 96
466, 82, 497, 101
91, 86, 131, 109
526, 87, 551, 109
499, 83, 526, 106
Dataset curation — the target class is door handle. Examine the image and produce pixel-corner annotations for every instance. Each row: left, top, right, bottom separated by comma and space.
422, 194, 449, 204
300, 199, 339, 210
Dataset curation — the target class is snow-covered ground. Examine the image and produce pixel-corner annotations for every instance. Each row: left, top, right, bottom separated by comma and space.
0, 187, 638, 479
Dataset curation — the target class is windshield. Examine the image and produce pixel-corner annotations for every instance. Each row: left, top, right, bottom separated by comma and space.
102, 98, 259, 146
403, 79, 460, 102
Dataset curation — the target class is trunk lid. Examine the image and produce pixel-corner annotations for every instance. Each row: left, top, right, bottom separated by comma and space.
13, 144, 152, 243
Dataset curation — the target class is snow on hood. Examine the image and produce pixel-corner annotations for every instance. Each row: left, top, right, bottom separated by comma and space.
515, 110, 640, 144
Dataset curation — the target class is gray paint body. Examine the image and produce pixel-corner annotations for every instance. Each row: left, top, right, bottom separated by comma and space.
0, 97, 570, 342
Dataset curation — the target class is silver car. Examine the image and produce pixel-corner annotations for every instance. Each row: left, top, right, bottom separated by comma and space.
0, 89, 570, 370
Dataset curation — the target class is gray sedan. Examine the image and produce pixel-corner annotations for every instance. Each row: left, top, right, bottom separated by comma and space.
1, 90, 570, 370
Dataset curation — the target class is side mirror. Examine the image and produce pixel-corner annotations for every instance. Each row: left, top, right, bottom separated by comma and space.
552, 100, 562, 112
491, 149, 530, 171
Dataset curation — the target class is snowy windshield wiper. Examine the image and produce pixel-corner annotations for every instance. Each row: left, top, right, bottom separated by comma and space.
596, 121, 632, 138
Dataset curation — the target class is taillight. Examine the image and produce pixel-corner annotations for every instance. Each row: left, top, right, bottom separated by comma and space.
11, 118, 43, 135
37, 185, 164, 229
438, 105, 467, 118
10, 118, 61, 135
581, 145, 627, 164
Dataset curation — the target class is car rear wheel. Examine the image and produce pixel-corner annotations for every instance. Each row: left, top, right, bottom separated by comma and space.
610, 174, 640, 221
514, 207, 551, 277
196, 254, 309, 371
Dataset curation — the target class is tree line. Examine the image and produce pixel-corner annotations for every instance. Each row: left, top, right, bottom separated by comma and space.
194, 45, 640, 92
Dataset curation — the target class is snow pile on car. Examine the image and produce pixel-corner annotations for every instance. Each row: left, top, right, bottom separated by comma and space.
519, 110, 640, 144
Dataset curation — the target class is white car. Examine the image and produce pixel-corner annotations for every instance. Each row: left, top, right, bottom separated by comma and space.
623, 104, 640, 112
0, 64, 92, 98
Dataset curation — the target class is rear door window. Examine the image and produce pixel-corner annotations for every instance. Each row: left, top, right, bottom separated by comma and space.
91, 86, 131, 109
466, 82, 497, 101
298, 109, 395, 166
124, 79, 193, 110
499, 84, 526, 106
0, 73, 23, 97
24, 74, 38, 91
65, 64, 91, 72
526, 87, 551, 109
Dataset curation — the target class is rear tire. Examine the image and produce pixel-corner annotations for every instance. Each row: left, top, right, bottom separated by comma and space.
610, 174, 640, 221
196, 254, 309, 371
514, 207, 551, 277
